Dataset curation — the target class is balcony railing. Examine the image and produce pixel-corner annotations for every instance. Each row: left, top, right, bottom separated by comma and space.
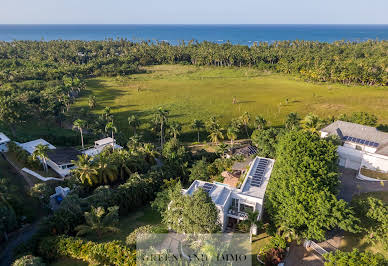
228, 208, 248, 219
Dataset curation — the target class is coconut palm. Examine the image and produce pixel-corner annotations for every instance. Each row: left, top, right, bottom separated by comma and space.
168, 121, 182, 140
216, 143, 229, 157
96, 155, 118, 184
105, 121, 117, 149
245, 210, 261, 243
88, 95, 96, 109
302, 113, 324, 134
226, 126, 239, 148
191, 119, 205, 142
208, 127, 224, 144
240, 112, 251, 137
285, 112, 301, 130
75, 206, 119, 238
155, 107, 169, 149
127, 135, 141, 155
32, 144, 50, 172
140, 143, 159, 164
255, 115, 267, 130
103, 106, 112, 121
128, 115, 140, 136
73, 119, 87, 149
71, 154, 98, 186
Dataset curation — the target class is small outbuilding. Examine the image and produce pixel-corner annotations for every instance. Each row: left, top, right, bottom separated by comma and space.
0, 132, 10, 152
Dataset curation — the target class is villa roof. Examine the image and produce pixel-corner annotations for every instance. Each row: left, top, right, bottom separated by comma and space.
95, 137, 115, 146
320, 121, 388, 156
184, 156, 275, 208
19, 139, 56, 154
47, 148, 81, 165
0, 133, 10, 144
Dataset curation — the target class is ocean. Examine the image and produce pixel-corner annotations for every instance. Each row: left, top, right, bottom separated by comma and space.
0, 24, 387, 45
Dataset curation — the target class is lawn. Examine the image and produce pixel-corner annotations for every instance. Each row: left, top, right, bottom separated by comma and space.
82, 205, 162, 243
251, 231, 272, 266
73, 65, 388, 142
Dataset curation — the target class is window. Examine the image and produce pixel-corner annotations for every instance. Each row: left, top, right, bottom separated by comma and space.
231, 198, 239, 209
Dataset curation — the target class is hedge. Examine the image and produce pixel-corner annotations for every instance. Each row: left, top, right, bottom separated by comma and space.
39, 236, 136, 265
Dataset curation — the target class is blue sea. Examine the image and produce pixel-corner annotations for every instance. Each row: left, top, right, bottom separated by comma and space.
0, 24, 387, 45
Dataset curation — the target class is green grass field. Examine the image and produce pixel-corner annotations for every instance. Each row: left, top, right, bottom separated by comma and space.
73, 65, 388, 141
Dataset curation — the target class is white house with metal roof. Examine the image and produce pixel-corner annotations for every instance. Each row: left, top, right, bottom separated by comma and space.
320, 121, 388, 177
0, 133, 10, 152
183, 156, 275, 232
82, 137, 122, 157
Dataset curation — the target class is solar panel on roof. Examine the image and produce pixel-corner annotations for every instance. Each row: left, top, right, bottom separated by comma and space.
201, 183, 214, 193
343, 136, 379, 148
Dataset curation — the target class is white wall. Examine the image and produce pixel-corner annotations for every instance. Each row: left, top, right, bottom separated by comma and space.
0, 143, 8, 152
337, 146, 362, 170
46, 159, 71, 177
362, 153, 388, 172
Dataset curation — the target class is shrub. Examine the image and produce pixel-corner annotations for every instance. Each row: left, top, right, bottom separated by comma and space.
126, 225, 168, 247
12, 255, 45, 266
39, 236, 136, 265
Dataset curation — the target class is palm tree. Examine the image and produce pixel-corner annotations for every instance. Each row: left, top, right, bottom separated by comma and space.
96, 155, 118, 184
71, 154, 98, 186
302, 113, 323, 134
140, 143, 159, 164
285, 112, 301, 130
73, 119, 87, 149
155, 107, 169, 149
88, 95, 96, 109
216, 143, 229, 157
240, 112, 251, 138
32, 144, 50, 172
75, 206, 119, 238
127, 135, 141, 155
208, 127, 224, 144
191, 119, 205, 142
105, 121, 117, 150
103, 106, 112, 121
168, 121, 182, 140
226, 126, 238, 148
255, 115, 267, 130
245, 210, 261, 243
128, 115, 140, 136
277, 224, 299, 243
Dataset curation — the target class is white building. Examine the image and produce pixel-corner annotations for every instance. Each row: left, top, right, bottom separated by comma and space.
320, 121, 388, 176
49, 186, 71, 210
18, 139, 81, 178
0, 132, 10, 152
184, 156, 275, 232
18, 139, 56, 154
46, 148, 82, 177
82, 137, 122, 157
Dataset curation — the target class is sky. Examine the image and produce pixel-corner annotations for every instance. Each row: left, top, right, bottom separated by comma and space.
1, 0, 387, 24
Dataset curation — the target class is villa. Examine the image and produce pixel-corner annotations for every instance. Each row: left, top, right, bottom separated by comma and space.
320, 121, 388, 180
184, 156, 275, 232
0, 132, 10, 152
82, 137, 122, 157
46, 148, 82, 177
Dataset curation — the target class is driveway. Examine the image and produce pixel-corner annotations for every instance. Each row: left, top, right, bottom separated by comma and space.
338, 168, 388, 202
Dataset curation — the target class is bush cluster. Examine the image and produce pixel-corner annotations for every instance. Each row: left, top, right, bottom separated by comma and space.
39, 236, 136, 265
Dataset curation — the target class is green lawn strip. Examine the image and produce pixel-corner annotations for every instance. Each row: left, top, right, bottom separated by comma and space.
251, 231, 272, 266
360, 167, 388, 181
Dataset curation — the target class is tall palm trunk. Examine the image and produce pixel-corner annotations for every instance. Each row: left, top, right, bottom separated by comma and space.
112, 130, 115, 150
80, 128, 84, 149
197, 130, 200, 142
160, 122, 164, 149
